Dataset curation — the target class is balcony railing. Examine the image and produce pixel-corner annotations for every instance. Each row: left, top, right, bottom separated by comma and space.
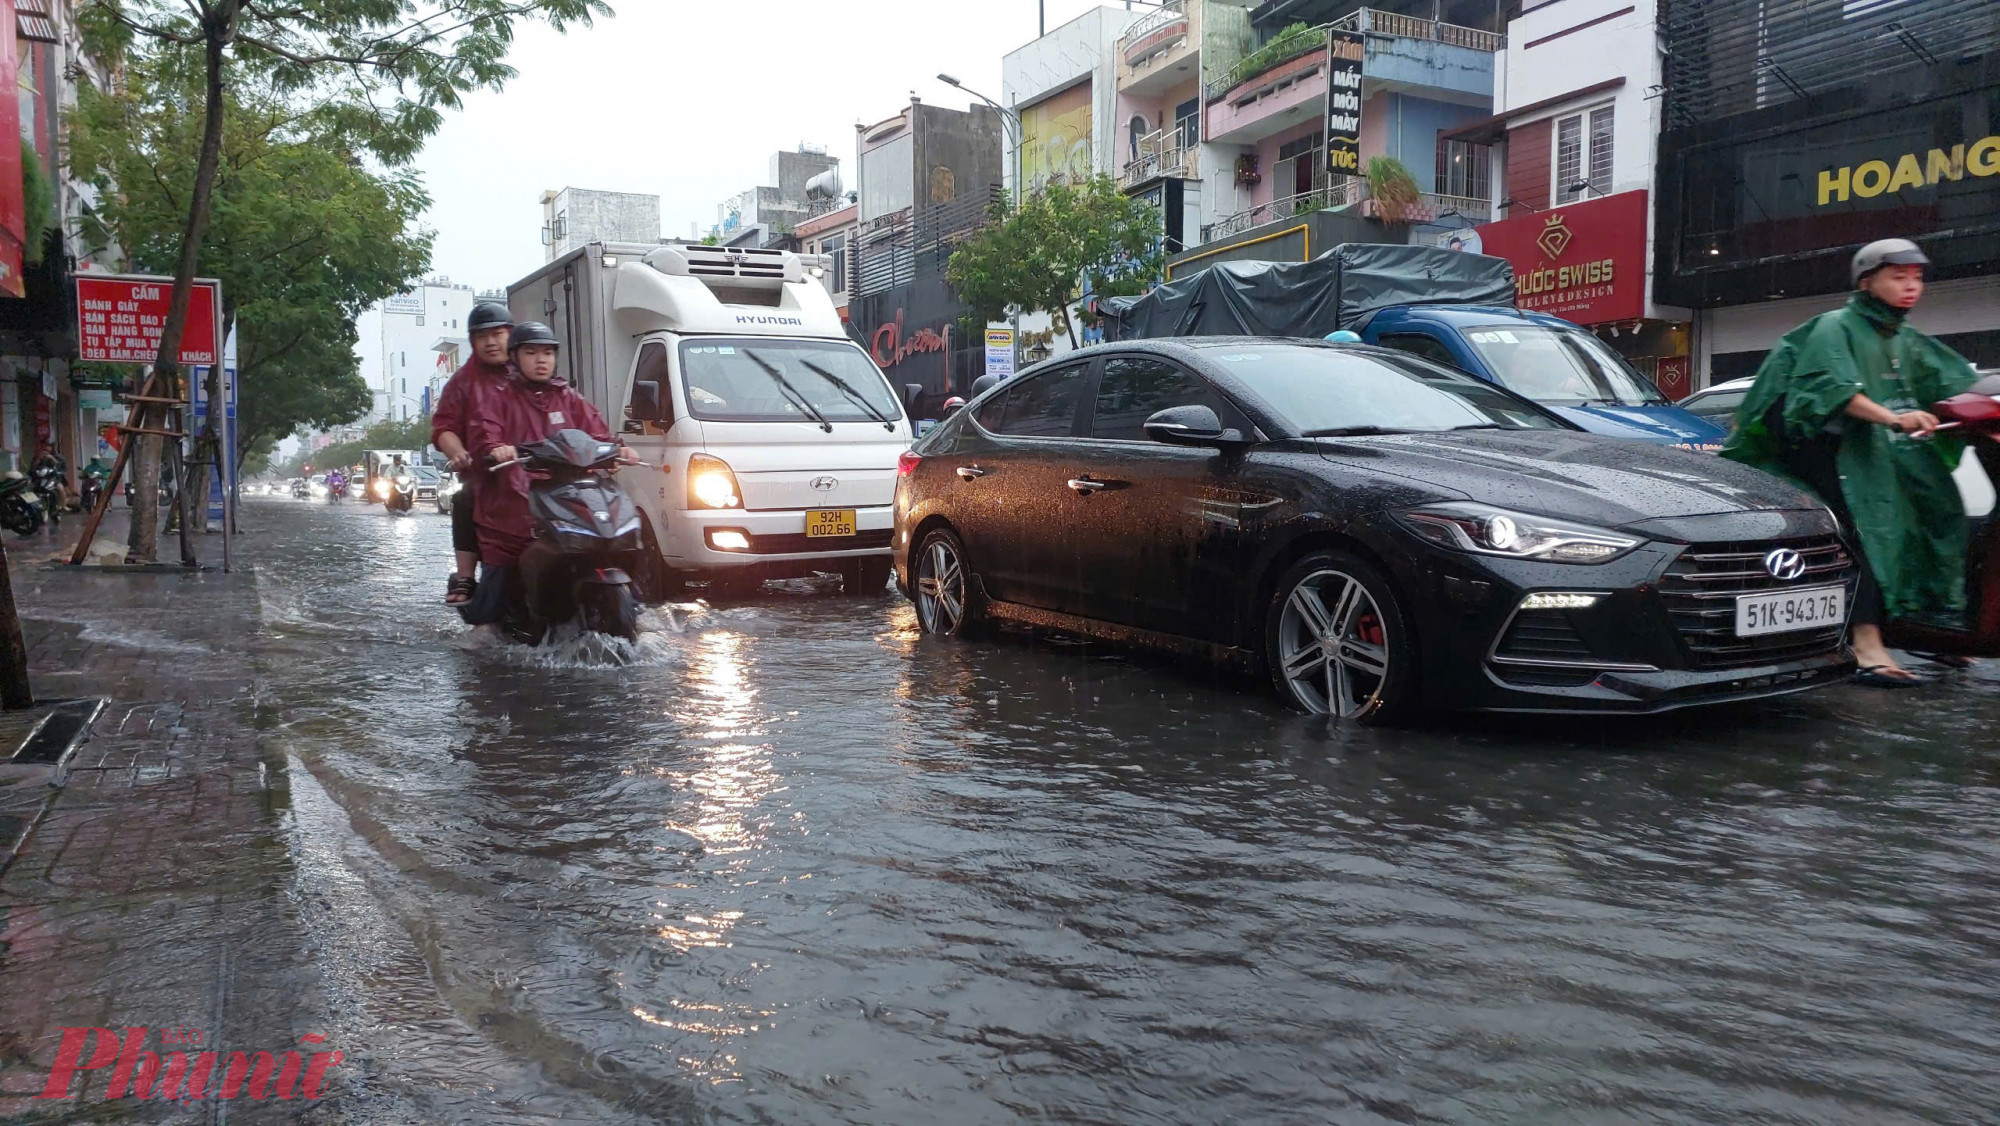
1206, 179, 1365, 240
1120, 128, 1200, 189
1206, 23, 1327, 103
1119, 0, 1188, 60
1327, 8, 1505, 52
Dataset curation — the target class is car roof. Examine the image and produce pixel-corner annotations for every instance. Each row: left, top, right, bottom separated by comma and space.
1369, 304, 1579, 329
1690, 377, 1756, 394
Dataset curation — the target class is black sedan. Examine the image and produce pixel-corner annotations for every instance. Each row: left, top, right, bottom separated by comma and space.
893, 339, 1856, 723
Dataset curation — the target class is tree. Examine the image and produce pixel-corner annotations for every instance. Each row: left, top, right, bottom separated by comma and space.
946, 176, 1165, 349
278, 416, 432, 480
79, 0, 612, 562
69, 59, 430, 488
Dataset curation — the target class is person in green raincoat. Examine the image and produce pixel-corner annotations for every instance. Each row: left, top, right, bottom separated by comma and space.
1721, 238, 1979, 687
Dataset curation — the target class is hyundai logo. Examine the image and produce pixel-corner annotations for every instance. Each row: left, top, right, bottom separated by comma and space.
1764, 548, 1806, 581
810, 476, 839, 492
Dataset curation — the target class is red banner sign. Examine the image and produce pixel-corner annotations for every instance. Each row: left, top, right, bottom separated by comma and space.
75, 275, 223, 364
1655, 355, 1692, 401
1474, 189, 1648, 326
0, 1, 25, 298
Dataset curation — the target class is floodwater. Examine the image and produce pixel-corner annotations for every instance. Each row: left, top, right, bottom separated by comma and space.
246, 496, 2000, 1125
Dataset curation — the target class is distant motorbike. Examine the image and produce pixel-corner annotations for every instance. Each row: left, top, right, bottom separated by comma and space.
383, 471, 415, 514
78, 467, 105, 513
473, 429, 642, 643
292, 480, 311, 499
0, 473, 45, 536
326, 474, 348, 503
1881, 373, 2000, 657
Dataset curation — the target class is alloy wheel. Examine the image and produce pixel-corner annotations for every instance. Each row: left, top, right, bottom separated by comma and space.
914, 537, 966, 634
1276, 569, 1390, 717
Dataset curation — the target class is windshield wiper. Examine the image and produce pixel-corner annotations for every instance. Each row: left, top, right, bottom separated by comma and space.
799, 358, 895, 431
1449, 423, 1506, 430
742, 349, 832, 432
1301, 425, 1415, 437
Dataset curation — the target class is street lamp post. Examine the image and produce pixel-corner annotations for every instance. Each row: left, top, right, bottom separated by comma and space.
938, 74, 1022, 210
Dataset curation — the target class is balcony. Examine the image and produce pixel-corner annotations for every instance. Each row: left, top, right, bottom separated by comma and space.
1204, 181, 1489, 241
1118, 0, 1199, 96
1326, 7, 1504, 53
1120, 128, 1201, 190
1120, 1, 1190, 66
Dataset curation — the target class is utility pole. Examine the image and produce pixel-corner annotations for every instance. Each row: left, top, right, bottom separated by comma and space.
0, 536, 31, 709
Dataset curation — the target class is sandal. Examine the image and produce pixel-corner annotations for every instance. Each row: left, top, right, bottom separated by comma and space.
1910, 651, 1978, 670
1851, 665, 1929, 688
445, 575, 477, 605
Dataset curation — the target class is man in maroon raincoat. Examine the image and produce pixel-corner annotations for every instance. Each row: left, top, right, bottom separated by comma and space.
430, 302, 515, 605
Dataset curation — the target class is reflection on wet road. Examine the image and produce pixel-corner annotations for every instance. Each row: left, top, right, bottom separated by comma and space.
249, 497, 2000, 1124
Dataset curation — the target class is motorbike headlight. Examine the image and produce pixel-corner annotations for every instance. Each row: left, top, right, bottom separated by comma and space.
372, 480, 390, 497
687, 454, 742, 509
1396, 502, 1643, 564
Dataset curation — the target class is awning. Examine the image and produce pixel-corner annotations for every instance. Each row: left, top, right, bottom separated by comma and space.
1440, 77, 1625, 146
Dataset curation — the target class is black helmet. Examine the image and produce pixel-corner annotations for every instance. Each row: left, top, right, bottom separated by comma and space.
970, 374, 1001, 396
468, 302, 514, 332
508, 321, 559, 352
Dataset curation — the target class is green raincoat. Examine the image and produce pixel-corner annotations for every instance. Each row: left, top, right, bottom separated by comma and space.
1721, 292, 1978, 619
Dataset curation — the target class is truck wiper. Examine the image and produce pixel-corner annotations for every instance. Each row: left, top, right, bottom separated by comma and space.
742, 349, 833, 432
1450, 423, 1506, 430
799, 358, 895, 431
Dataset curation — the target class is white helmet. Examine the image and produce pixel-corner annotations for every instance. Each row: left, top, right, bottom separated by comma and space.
1851, 238, 1929, 285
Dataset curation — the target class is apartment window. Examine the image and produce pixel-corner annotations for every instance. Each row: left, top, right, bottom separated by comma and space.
1435, 138, 1491, 201
1275, 133, 1323, 199
1174, 98, 1200, 148
1554, 105, 1614, 204
823, 233, 847, 293
416, 316, 425, 326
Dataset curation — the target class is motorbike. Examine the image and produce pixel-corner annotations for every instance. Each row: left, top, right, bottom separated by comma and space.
29, 463, 65, 526
383, 471, 416, 514
78, 467, 105, 514
1880, 373, 2000, 657
435, 472, 461, 515
0, 472, 45, 536
474, 428, 643, 644
326, 475, 347, 503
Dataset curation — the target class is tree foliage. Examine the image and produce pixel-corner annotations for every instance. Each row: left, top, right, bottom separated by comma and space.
69, 58, 431, 460
276, 416, 431, 480
945, 176, 1165, 348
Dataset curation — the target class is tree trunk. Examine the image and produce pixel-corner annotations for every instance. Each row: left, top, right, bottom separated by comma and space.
1062, 305, 1079, 350
129, 3, 236, 562
0, 535, 31, 710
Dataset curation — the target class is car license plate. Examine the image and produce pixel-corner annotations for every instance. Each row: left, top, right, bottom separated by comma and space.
1735, 584, 1846, 637
805, 509, 857, 538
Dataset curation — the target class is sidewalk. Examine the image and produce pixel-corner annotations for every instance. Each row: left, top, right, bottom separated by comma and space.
0, 515, 337, 1121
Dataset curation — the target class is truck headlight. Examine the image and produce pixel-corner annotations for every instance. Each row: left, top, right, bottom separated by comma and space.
687, 454, 742, 509
373, 479, 390, 498
1396, 502, 1642, 564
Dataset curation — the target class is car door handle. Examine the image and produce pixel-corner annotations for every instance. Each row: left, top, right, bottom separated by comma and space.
1066, 476, 1119, 494
955, 466, 988, 481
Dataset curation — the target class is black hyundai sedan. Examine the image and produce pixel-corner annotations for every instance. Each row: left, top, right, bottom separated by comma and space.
893, 339, 1856, 723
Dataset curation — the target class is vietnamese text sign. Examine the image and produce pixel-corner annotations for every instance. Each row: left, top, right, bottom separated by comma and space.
1473, 190, 1648, 325
1324, 31, 1364, 177
984, 328, 1015, 380
76, 275, 222, 364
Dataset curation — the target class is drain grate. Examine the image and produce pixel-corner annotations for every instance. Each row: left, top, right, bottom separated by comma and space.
10, 698, 108, 767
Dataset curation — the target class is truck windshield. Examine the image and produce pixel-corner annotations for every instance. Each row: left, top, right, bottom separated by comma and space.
1460, 326, 1668, 406
680, 339, 902, 424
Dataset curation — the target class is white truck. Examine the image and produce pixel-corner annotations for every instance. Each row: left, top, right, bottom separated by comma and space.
508, 242, 916, 597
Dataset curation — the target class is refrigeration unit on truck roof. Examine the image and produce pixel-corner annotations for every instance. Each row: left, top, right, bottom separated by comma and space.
612, 244, 845, 339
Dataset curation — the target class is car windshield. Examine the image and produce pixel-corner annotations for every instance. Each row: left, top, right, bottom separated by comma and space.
410, 466, 439, 482
1460, 325, 1668, 406
680, 338, 902, 424
1202, 345, 1569, 433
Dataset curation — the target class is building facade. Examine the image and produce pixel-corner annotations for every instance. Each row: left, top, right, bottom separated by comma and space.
796, 202, 857, 319
372, 278, 481, 424
1654, 0, 2000, 387
541, 188, 661, 262
710, 146, 842, 248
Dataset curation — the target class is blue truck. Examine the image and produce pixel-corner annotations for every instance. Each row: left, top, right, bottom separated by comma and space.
1103, 244, 1726, 451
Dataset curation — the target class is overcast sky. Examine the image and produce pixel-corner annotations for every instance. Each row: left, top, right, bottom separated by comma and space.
414, 0, 1127, 292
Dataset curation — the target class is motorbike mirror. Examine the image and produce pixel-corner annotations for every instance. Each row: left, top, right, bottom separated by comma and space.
1967, 373, 2000, 398
630, 379, 664, 422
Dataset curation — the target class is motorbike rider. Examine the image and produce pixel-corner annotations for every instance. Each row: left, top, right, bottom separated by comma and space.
1722, 238, 1979, 686
458, 321, 636, 630
431, 301, 516, 605
31, 448, 68, 521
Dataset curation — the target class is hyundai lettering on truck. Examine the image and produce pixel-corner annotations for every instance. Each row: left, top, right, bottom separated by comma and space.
510, 243, 914, 597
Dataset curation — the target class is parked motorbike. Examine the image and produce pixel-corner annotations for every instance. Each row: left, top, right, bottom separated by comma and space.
78, 467, 105, 514
29, 462, 66, 526
476, 429, 642, 644
0, 473, 45, 537
1880, 373, 2000, 657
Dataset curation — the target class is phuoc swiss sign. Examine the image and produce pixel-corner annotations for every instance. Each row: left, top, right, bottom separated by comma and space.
75, 275, 224, 365
1324, 31, 1364, 176
1473, 190, 1648, 326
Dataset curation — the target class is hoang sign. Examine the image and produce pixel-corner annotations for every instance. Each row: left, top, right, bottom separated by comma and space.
1816, 135, 2000, 205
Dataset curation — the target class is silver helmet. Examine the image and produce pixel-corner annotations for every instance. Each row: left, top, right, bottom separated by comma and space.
1851, 238, 1930, 285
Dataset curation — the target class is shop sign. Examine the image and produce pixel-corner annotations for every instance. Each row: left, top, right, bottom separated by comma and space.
1655, 355, 1691, 401
0, 5, 23, 299
984, 328, 1014, 380
1323, 31, 1364, 176
76, 275, 223, 365
1474, 190, 1647, 325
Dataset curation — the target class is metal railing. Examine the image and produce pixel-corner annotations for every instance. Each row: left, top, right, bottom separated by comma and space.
1206, 24, 1326, 102
1327, 7, 1505, 52
1119, 128, 1200, 189
1117, 0, 1187, 54
1206, 179, 1365, 240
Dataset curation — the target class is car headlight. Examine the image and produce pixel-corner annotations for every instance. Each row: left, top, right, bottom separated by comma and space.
687, 453, 742, 509
1397, 502, 1642, 564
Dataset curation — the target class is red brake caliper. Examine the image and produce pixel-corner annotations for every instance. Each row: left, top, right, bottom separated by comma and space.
1356, 613, 1384, 648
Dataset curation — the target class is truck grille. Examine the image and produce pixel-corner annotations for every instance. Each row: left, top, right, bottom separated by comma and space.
745, 528, 893, 555
1658, 536, 1853, 667
682, 245, 791, 280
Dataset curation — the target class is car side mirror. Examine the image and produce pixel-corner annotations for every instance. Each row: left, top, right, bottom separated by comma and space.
1144, 405, 1243, 447
902, 383, 924, 416
630, 379, 663, 421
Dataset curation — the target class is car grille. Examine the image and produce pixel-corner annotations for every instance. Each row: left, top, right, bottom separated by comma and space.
1493, 609, 1596, 663
1658, 535, 1854, 668
745, 528, 893, 555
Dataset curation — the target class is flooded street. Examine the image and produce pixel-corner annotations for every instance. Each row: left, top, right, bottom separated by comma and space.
247, 495, 2000, 1124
